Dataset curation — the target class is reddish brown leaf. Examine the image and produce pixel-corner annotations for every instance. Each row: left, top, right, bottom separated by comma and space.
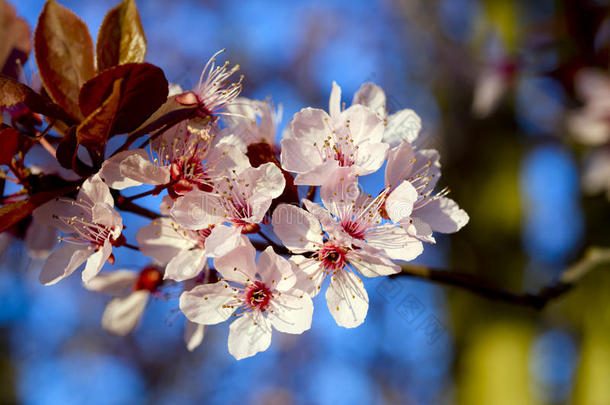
0, 124, 20, 165
0, 75, 74, 123
79, 63, 168, 134
126, 96, 198, 143
96, 0, 146, 72
34, 0, 95, 121
0, 0, 31, 79
76, 79, 122, 151
0, 181, 81, 233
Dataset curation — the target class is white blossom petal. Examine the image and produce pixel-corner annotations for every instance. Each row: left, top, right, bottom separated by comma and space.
179, 282, 235, 325
272, 204, 323, 253
85, 270, 138, 296
415, 197, 469, 233
184, 321, 205, 352
82, 241, 112, 283
228, 312, 272, 360
165, 249, 207, 282
101, 290, 149, 336
326, 271, 369, 328
268, 291, 313, 334
39, 244, 92, 285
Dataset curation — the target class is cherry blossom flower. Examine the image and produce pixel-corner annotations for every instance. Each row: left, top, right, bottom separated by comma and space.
33, 174, 124, 285
280, 82, 388, 185
221, 97, 282, 152
351, 82, 423, 148
568, 69, 610, 146
311, 168, 423, 261
86, 266, 164, 336
180, 242, 313, 360
174, 49, 243, 120
136, 218, 248, 282
100, 120, 248, 198
272, 200, 401, 328
170, 162, 285, 251
383, 141, 469, 242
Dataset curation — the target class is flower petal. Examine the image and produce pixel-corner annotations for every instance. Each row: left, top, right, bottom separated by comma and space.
384, 109, 422, 147
329, 81, 342, 119
170, 190, 225, 230
184, 321, 205, 352
165, 249, 207, 282
39, 243, 92, 285
271, 204, 323, 252
79, 174, 114, 206
352, 82, 386, 117
101, 290, 149, 336
268, 291, 313, 334
385, 180, 418, 223
326, 271, 369, 328
82, 241, 112, 284
347, 249, 401, 277
179, 282, 235, 325
99, 149, 149, 189
280, 138, 323, 173
415, 197, 469, 234
85, 270, 138, 296
213, 243, 257, 283
228, 312, 272, 360
256, 246, 296, 291
136, 218, 196, 264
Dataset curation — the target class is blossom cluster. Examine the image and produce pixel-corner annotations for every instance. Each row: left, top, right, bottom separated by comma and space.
31, 52, 469, 360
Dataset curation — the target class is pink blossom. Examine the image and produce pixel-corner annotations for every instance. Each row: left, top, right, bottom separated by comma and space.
33, 175, 123, 285
180, 242, 313, 360
100, 120, 248, 198
170, 162, 285, 252
384, 142, 469, 241
174, 50, 243, 120
351, 82, 423, 148
86, 266, 164, 336
272, 200, 401, 328
221, 97, 282, 152
280, 82, 388, 185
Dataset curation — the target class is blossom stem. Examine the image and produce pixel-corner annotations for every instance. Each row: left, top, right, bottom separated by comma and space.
124, 186, 164, 202
393, 264, 571, 310
123, 242, 139, 251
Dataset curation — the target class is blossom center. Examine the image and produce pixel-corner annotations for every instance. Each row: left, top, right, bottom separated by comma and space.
245, 281, 272, 311
317, 243, 348, 272
341, 219, 366, 240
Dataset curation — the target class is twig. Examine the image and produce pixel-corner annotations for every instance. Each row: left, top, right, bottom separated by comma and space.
252, 240, 290, 256
123, 242, 140, 251
392, 264, 572, 310
115, 196, 161, 220
305, 185, 317, 201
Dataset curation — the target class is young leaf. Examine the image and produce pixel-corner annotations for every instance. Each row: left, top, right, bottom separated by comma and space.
0, 181, 81, 233
34, 0, 95, 121
0, 0, 32, 79
96, 0, 146, 71
0, 75, 74, 123
0, 124, 21, 165
76, 79, 122, 151
79, 63, 168, 135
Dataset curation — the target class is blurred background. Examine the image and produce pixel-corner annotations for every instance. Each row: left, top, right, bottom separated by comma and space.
3, 0, 610, 404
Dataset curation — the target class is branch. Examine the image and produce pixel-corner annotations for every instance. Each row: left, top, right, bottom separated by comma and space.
115, 195, 161, 219
392, 247, 610, 310
392, 265, 570, 310
252, 240, 290, 256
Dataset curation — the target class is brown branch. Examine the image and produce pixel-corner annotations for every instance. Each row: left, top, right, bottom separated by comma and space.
252, 240, 290, 256
392, 264, 573, 310
115, 195, 161, 219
